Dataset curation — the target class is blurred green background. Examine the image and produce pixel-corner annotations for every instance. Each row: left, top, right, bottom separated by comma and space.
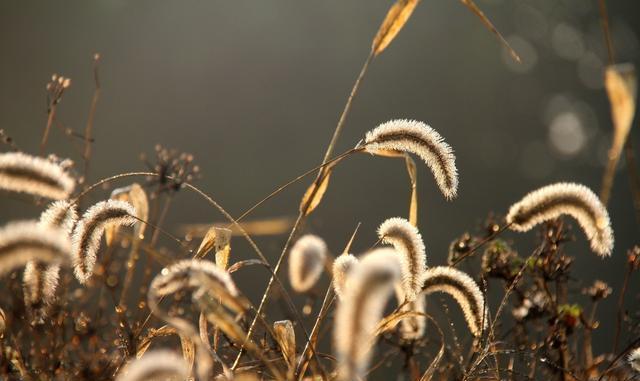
1, 0, 639, 364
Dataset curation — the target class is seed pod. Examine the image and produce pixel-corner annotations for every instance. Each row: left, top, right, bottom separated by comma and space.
0, 152, 75, 199
288, 234, 327, 293
506, 182, 614, 257
363, 119, 458, 199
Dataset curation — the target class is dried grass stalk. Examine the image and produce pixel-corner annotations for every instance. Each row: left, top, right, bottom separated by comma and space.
334, 247, 402, 381
0, 152, 75, 199
71, 199, 137, 283
506, 182, 614, 257
288, 234, 327, 293
420, 266, 487, 336
363, 119, 458, 199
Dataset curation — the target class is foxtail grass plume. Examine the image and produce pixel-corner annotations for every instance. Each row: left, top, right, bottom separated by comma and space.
0, 221, 71, 277
421, 266, 487, 336
288, 234, 327, 293
332, 254, 359, 300
334, 247, 402, 381
149, 259, 240, 309
23, 201, 78, 318
0, 152, 75, 199
506, 182, 614, 257
116, 350, 190, 381
71, 200, 137, 283
628, 347, 640, 373
363, 119, 458, 199
378, 217, 426, 301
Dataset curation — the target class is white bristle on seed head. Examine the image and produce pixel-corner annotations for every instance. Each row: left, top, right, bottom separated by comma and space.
420, 266, 487, 337
149, 259, 239, 300
364, 119, 458, 199
334, 247, 402, 381
71, 200, 137, 283
0, 152, 75, 200
39, 200, 78, 234
288, 234, 327, 293
628, 347, 640, 372
0, 221, 71, 277
116, 350, 190, 381
332, 254, 359, 300
506, 182, 614, 257
377, 217, 426, 301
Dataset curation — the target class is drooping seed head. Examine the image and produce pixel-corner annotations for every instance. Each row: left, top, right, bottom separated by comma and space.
332, 254, 359, 300
288, 234, 327, 293
116, 350, 190, 381
71, 199, 137, 283
420, 266, 487, 336
363, 119, 458, 199
334, 247, 402, 381
506, 182, 614, 257
0, 221, 71, 277
377, 217, 426, 301
0, 152, 75, 199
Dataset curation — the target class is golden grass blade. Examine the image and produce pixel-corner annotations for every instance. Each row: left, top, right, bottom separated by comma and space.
195, 226, 232, 271
459, 0, 521, 63
405, 155, 418, 226
601, 64, 637, 204
300, 161, 337, 216
372, 0, 420, 56
273, 320, 296, 371
106, 184, 148, 246
182, 216, 295, 237
227, 259, 268, 274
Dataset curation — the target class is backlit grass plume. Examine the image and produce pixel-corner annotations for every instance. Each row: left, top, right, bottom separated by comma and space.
363, 119, 458, 199
334, 247, 402, 381
71, 199, 137, 283
332, 253, 359, 300
0, 152, 75, 199
628, 347, 640, 373
23, 201, 78, 319
116, 350, 190, 381
506, 182, 614, 257
421, 266, 487, 336
0, 221, 71, 277
378, 217, 426, 301
288, 234, 327, 293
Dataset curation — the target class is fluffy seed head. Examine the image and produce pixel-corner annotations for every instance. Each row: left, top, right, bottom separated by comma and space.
116, 350, 190, 381
420, 266, 487, 336
23, 201, 78, 318
364, 119, 458, 199
332, 254, 359, 300
71, 200, 137, 283
288, 234, 327, 293
0, 152, 75, 199
0, 221, 71, 277
334, 248, 402, 381
149, 259, 239, 302
378, 217, 426, 301
628, 347, 640, 372
506, 182, 614, 257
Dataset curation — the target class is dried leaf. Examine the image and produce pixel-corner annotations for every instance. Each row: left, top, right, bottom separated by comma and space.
195, 226, 232, 270
300, 161, 338, 216
459, 0, 521, 63
273, 320, 296, 369
605, 64, 637, 170
372, 0, 420, 56
227, 259, 268, 274
178, 334, 196, 374
136, 325, 195, 373
105, 183, 149, 245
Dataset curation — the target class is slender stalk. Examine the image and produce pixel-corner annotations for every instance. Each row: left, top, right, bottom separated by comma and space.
613, 258, 633, 352
82, 54, 101, 182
